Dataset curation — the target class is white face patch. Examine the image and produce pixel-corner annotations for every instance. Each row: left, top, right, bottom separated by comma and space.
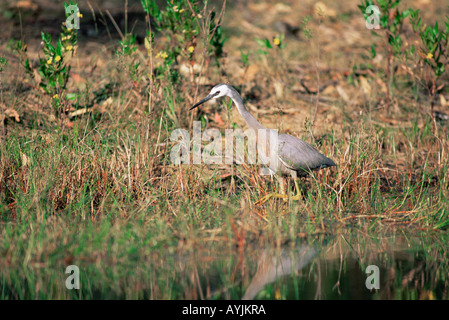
209, 84, 229, 99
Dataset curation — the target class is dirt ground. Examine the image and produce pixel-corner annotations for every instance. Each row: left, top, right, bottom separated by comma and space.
2, 0, 448, 138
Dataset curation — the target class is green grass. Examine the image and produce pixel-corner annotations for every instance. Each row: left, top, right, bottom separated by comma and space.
1, 0, 449, 300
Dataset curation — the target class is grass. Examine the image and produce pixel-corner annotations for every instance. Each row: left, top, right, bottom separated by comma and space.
0, 0, 449, 299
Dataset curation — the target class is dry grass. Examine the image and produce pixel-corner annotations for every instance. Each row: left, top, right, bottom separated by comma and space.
0, 0, 448, 285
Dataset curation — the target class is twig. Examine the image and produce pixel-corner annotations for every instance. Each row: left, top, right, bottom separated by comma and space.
106, 9, 124, 40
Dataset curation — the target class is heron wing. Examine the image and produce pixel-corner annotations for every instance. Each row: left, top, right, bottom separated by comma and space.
277, 134, 336, 173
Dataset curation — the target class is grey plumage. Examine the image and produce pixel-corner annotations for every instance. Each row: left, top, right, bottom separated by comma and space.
278, 133, 336, 177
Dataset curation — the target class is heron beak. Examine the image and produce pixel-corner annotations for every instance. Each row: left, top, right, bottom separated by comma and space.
190, 93, 216, 110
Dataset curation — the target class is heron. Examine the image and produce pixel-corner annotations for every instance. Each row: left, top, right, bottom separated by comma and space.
190, 84, 336, 204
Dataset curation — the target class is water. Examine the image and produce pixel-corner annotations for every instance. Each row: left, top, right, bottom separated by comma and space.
1, 232, 448, 299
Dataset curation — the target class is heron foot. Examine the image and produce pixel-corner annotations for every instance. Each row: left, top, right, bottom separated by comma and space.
289, 192, 302, 201
255, 190, 303, 205
255, 193, 288, 205
255, 180, 303, 205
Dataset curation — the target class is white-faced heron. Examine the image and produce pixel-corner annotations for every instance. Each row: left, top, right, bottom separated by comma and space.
190, 84, 336, 203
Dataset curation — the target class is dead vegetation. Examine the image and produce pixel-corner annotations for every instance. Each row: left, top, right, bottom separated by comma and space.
0, 0, 448, 257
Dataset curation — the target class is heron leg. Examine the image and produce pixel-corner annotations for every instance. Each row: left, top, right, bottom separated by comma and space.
290, 179, 303, 201
255, 178, 288, 205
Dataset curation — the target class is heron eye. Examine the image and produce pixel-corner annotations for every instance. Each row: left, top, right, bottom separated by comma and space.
215, 91, 220, 96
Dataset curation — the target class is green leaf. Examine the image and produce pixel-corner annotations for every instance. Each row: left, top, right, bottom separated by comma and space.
264, 38, 272, 49
66, 92, 78, 100
371, 44, 377, 58
240, 51, 249, 67
436, 62, 445, 77
56, 40, 62, 56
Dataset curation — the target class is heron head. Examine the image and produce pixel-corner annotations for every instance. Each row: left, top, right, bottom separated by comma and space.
190, 84, 231, 110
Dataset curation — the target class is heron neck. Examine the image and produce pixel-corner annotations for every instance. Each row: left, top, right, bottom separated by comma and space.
230, 90, 265, 131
